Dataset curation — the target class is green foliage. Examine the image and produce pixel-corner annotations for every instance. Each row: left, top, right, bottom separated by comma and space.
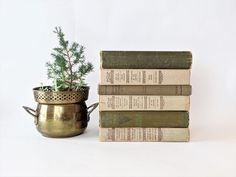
46, 27, 93, 91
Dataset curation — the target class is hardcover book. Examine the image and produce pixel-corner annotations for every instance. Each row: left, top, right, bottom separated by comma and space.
100, 111, 189, 128
99, 128, 190, 142
99, 95, 190, 111
100, 69, 190, 85
100, 51, 192, 69
98, 85, 192, 95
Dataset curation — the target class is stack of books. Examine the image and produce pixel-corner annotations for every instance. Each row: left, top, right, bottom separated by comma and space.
98, 51, 192, 142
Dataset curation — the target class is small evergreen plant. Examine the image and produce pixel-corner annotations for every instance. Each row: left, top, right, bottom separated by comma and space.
45, 27, 93, 91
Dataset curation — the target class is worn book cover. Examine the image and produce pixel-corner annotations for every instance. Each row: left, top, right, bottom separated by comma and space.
99, 128, 190, 142
100, 51, 192, 69
99, 95, 190, 111
100, 69, 190, 85
99, 111, 189, 128
98, 85, 192, 95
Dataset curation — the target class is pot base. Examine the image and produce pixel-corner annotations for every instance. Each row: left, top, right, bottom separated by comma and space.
39, 128, 86, 138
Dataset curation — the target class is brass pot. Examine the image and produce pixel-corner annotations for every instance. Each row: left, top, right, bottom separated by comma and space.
23, 86, 98, 138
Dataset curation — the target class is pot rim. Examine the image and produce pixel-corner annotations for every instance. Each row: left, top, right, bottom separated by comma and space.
33, 86, 90, 93
33, 86, 90, 104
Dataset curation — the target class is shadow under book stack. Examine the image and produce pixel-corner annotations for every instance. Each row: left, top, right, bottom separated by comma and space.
98, 51, 192, 142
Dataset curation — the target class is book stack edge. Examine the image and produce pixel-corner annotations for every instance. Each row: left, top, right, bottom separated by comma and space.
98, 51, 192, 142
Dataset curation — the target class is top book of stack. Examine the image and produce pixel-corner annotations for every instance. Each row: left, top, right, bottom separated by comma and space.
100, 51, 192, 69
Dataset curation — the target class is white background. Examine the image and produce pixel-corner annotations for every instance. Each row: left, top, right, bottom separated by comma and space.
1, 0, 236, 176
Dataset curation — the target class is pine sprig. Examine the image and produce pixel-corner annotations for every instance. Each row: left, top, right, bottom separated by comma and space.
46, 26, 93, 91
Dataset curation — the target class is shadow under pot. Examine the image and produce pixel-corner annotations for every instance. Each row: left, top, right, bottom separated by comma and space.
23, 86, 98, 138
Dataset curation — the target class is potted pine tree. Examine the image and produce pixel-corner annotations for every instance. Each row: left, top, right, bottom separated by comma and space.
23, 27, 98, 138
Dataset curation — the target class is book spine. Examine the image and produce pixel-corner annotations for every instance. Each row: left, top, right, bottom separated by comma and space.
99, 128, 190, 142
100, 69, 190, 85
99, 95, 190, 111
98, 85, 192, 95
100, 51, 192, 69
99, 111, 189, 128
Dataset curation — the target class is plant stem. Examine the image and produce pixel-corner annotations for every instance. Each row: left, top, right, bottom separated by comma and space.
65, 48, 73, 90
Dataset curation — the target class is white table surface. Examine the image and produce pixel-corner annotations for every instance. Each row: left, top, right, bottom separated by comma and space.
1, 110, 236, 177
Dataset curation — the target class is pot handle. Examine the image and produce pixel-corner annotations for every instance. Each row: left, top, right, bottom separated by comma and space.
87, 102, 99, 122
22, 106, 38, 125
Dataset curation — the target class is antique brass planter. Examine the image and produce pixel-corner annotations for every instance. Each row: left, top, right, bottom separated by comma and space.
23, 86, 98, 138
